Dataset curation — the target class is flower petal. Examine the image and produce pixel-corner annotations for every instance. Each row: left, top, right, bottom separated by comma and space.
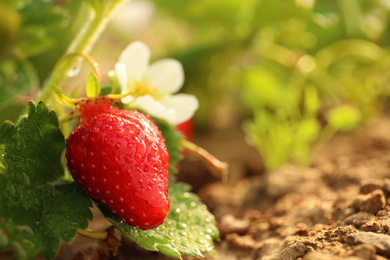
160, 94, 199, 125
147, 59, 184, 94
115, 63, 127, 90
118, 41, 150, 82
121, 95, 135, 104
133, 95, 176, 123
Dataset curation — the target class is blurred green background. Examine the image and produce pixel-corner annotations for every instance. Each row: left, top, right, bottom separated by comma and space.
1, 0, 390, 171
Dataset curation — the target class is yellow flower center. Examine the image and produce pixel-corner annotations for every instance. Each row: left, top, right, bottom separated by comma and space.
128, 80, 160, 100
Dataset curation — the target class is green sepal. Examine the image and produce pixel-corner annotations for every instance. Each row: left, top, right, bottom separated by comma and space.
86, 71, 100, 98
53, 87, 78, 108
155, 120, 184, 175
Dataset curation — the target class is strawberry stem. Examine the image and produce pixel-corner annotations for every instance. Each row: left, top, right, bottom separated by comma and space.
181, 139, 229, 182
54, 52, 102, 85
37, 0, 125, 102
77, 228, 108, 240
58, 111, 81, 124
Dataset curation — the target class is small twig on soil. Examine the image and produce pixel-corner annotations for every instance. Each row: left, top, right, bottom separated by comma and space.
181, 139, 228, 182
77, 228, 108, 240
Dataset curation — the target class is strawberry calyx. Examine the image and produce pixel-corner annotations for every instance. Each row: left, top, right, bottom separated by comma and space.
76, 97, 115, 125
53, 74, 132, 125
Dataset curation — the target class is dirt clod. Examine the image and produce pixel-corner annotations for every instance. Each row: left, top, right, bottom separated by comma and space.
226, 234, 258, 250
360, 179, 384, 194
344, 212, 374, 228
218, 214, 250, 236
346, 232, 390, 257
350, 244, 376, 259
280, 239, 312, 260
352, 189, 386, 215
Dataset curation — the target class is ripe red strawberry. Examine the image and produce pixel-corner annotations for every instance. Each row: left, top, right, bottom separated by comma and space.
66, 97, 170, 230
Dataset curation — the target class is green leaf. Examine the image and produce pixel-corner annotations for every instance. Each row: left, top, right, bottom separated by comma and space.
294, 118, 320, 144
100, 84, 121, 96
0, 2, 20, 58
0, 218, 40, 260
243, 110, 286, 170
83, 0, 103, 9
243, 67, 284, 110
16, 0, 68, 58
327, 105, 361, 132
304, 85, 320, 116
0, 59, 38, 107
19, 0, 67, 28
155, 121, 184, 174
99, 182, 219, 259
19, 25, 55, 57
86, 71, 100, 98
0, 101, 93, 259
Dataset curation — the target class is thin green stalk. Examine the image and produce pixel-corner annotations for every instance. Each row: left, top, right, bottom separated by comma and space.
338, 0, 362, 37
37, 0, 125, 102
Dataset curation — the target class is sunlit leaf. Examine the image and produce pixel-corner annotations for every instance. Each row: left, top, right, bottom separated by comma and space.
86, 71, 100, 98
0, 59, 38, 107
100, 182, 219, 259
327, 105, 361, 132
0, 102, 93, 259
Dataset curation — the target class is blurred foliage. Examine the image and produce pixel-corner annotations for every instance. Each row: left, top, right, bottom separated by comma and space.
2, 0, 390, 171
0, 0, 83, 122
142, 0, 390, 170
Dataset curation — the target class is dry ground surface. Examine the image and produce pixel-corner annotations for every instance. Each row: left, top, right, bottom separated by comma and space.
3, 115, 390, 260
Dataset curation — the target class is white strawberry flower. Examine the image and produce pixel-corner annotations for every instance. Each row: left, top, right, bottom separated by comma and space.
114, 41, 199, 125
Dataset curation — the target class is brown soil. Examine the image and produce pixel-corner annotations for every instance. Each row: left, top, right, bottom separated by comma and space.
191, 115, 390, 260
178, 115, 390, 260
4, 115, 390, 260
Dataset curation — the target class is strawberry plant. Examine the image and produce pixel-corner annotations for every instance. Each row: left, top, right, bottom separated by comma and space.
0, 0, 221, 259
